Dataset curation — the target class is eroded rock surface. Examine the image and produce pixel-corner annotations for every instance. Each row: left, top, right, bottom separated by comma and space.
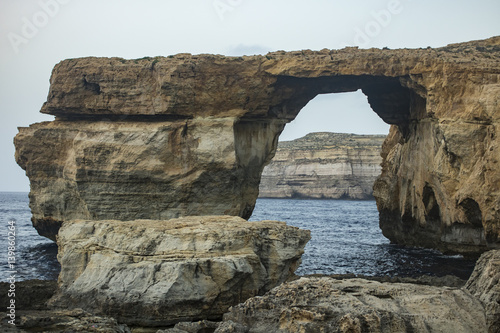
158, 320, 220, 333
15, 36, 500, 253
15, 119, 283, 241
13, 309, 130, 333
259, 132, 384, 199
218, 277, 487, 333
466, 249, 500, 332
49, 216, 310, 326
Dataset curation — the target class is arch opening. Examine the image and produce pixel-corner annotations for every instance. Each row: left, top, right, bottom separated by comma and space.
251, 79, 474, 279
259, 90, 388, 201
279, 90, 390, 141
252, 90, 393, 274
267, 75, 427, 134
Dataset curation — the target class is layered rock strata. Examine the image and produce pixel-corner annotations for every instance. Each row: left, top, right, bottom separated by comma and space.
217, 277, 487, 333
15, 119, 283, 241
259, 132, 385, 199
48, 216, 310, 326
15, 36, 500, 253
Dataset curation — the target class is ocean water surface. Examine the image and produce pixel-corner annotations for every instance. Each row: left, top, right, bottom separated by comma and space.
250, 198, 476, 279
0, 193, 476, 282
0, 192, 59, 281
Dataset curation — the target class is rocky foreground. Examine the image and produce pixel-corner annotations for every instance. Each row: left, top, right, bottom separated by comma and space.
2, 249, 500, 332
259, 132, 385, 200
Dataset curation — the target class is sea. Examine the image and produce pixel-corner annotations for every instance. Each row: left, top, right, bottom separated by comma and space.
0, 192, 476, 282
0, 192, 60, 282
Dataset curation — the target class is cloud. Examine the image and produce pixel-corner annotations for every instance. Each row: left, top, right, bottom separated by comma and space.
225, 44, 272, 56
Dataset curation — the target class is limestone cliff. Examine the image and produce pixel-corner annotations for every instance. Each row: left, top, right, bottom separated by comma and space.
259, 132, 385, 199
15, 36, 500, 254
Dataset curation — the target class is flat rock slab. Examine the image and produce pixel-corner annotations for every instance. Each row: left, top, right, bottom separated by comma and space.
219, 277, 487, 333
50, 216, 310, 326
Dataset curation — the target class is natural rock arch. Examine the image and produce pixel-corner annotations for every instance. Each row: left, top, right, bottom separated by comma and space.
15, 36, 500, 254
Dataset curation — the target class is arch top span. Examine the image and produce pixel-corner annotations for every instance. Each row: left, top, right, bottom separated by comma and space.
15, 36, 500, 254
266, 74, 425, 135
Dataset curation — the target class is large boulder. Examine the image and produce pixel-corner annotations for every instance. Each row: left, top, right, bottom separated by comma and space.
465, 249, 500, 332
218, 276, 487, 333
49, 216, 310, 326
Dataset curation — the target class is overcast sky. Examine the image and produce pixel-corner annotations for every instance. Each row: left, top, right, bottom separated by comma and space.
1, 0, 499, 192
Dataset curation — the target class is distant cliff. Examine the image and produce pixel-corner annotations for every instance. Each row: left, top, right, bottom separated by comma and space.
259, 132, 385, 200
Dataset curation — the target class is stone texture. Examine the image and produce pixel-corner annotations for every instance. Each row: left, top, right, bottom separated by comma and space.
15, 119, 283, 241
219, 276, 487, 333
15, 36, 500, 253
1, 309, 130, 333
0, 280, 131, 332
49, 216, 310, 326
0, 280, 57, 311
371, 39, 500, 254
465, 249, 500, 332
259, 132, 384, 199
158, 320, 220, 333
17, 309, 130, 333
214, 321, 249, 333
